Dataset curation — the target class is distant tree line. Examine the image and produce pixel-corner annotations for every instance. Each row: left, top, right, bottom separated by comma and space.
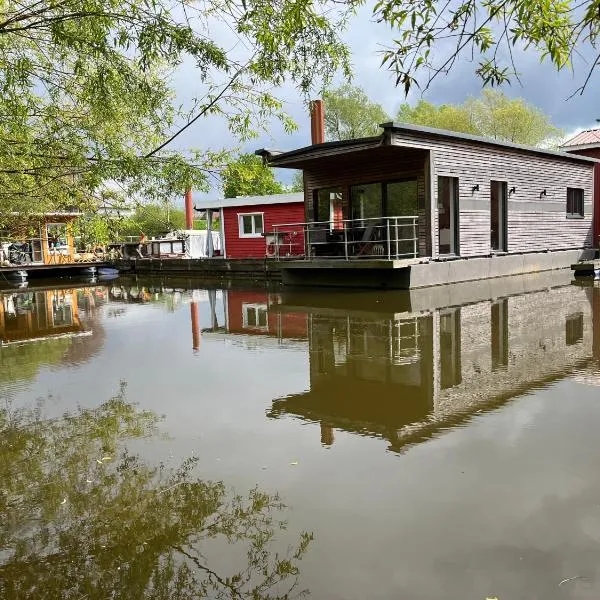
320, 85, 563, 148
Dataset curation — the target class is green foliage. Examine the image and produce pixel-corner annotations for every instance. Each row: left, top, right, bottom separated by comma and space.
0, 383, 313, 599
374, 0, 592, 94
222, 154, 286, 198
0, 0, 357, 227
118, 203, 186, 238
397, 101, 478, 135
397, 90, 563, 146
323, 84, 390, 141
289, 171, 304, 192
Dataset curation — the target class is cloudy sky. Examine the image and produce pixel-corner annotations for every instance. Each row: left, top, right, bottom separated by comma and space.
173, 3, 600, 197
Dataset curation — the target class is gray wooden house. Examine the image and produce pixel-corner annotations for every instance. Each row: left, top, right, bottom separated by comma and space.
257, 121, 598, 288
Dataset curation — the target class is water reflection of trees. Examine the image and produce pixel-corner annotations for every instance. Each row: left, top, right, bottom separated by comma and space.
0, 384, 311, 599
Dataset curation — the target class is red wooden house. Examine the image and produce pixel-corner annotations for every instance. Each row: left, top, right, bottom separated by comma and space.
561, 128, 600, 248
193, 192, 305, 258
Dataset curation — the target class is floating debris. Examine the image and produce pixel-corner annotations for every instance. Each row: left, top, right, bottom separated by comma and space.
559, 576, 584, 587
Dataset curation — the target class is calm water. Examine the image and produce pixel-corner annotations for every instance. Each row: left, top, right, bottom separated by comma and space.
2, 274, 600, 599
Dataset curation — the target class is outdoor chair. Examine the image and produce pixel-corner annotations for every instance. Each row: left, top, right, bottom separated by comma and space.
355, 221, 382, 257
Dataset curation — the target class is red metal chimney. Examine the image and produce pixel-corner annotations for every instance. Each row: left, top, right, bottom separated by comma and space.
184, 187, 194, 230
310, 100, 325, 145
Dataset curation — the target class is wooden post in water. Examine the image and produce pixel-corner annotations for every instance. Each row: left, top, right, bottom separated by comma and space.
190, 301, 200, 352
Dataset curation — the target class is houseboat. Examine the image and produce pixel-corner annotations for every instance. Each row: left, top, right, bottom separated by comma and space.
256, 104, 598, 289
0, 212, 106, 281
192, 192, 305, 259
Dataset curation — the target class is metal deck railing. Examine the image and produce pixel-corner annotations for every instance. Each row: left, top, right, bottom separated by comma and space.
269, 216, 419, 260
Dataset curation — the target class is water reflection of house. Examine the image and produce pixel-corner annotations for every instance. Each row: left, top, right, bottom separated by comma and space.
0, 288, 87, 344
224, 290, 307, 339
268, 282, 599, 452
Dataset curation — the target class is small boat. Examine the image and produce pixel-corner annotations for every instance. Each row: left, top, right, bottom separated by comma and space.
97, 267, 119, 276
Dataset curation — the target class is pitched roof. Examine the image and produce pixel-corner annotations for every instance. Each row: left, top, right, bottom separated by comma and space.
561, 128, 600, 149
192, 191, 304, 210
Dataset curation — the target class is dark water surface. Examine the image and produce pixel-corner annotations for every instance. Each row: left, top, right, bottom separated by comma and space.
2, 274, 600, 599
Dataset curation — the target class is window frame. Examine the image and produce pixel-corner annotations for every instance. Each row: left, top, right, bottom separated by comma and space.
238, 212, 264, 238
242, 302, 268, 330
566, 187, 584, 219
313, 187, 343, 230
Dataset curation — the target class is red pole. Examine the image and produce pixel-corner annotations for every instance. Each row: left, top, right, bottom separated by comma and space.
185, 187, 194, 230
310, 100, 325, 145
190, 301, 200, 352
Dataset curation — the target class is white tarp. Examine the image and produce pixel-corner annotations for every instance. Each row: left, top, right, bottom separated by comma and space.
180, 230, 221, 258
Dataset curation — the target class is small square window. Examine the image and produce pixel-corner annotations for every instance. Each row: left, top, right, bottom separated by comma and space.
239, 213, 264, 237
242, 303, 268, 330
566, 188, 584, 218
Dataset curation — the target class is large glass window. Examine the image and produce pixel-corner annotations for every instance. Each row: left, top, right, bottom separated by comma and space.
386, 180, 418, 216
314, 188, 342, 223
438, 176, 459, 255
350, 183, 382, 223
490, 180, 508, 251
46, 223, 67, 248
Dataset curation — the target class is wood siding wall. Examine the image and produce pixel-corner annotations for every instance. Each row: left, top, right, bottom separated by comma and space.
391, 131, 595, 258
566, 147, 600, 247
223, 202, 305, 259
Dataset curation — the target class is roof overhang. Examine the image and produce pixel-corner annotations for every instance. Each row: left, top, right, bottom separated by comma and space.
256, 135, 386, 169
560, 142, 600, 152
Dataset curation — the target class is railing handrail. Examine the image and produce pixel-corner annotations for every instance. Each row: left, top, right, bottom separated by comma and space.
267, 215, 420, 262
271, 215, 419, 229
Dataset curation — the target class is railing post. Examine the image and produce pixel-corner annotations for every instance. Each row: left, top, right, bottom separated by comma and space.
395, 218, 399, 259
386, 218, 391, 260
275, 227, 280, 260
343, 222, 348, 260
413, 218, 417, 258
306, 225, 310, 260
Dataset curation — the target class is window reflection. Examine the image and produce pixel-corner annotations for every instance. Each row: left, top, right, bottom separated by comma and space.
566, 312, 584, 346
439, 308, 461, 389
491, 299, 509, 370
